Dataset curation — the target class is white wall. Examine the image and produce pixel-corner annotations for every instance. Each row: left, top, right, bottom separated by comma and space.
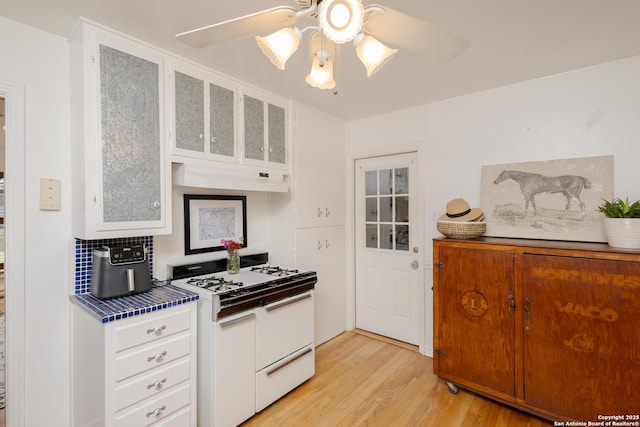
154, 186, 274, 279
0, 16, 72, 426
347, 54, 640, 354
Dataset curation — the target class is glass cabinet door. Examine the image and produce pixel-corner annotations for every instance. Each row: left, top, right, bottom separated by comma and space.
243, 94, 265, 161
210, 82, 235, 157
267, 103, 286, 164
100, 44, 162, 223
175, 71, 205, 153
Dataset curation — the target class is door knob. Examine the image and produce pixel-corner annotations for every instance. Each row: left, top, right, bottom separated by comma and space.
411, 260, 419, 270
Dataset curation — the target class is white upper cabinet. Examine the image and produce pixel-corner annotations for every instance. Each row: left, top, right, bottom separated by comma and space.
241, 87, 289, 172
168, 59, 238, 163
293, 105, 346, 228
70, 21, 171, 239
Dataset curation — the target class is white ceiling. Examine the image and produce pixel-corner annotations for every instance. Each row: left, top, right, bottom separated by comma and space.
2, 0, 640, 121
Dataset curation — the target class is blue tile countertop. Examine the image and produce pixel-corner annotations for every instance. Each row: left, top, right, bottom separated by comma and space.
70, 285, 199, 323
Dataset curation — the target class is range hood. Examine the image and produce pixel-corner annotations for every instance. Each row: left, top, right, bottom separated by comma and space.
172, 162, 289, 192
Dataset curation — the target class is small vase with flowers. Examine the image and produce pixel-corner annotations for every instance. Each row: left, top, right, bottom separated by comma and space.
221, 238, 243, 274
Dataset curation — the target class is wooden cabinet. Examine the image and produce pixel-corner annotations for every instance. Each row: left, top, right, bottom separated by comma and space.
241, 87, 289, 171
72, 303, 197, 426
169, 60, 237, 163
433, 237, 640, 421
70, 21, 171, 238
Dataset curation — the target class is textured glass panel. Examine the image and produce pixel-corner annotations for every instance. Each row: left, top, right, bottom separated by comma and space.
395, 167, 409, 194
396, 225, 409, 251
365, 171, 377, 195
210, 83, 234, 157
379, 169, 392, 195
366, 224, 378, 248
380, 224, 393, 249
366, 198, 377, 221
244, 95, 264, 160
100, 45, 161, 223
396, 196, 409, 223
268, 103, 286, 164
380, 196, 393, 222
175, 71, 204, 152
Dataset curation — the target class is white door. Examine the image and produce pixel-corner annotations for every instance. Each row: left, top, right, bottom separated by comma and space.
355, 152, 421, 345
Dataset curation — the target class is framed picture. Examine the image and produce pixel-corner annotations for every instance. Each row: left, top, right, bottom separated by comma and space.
183, 194, 247, 255
480, 155, 613, 242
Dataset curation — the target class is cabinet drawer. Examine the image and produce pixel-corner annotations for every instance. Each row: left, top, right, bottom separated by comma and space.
115, 333, 191, 382
256, 292, 314, 370
114, 307, 191, 352
255, 345, 314, 412
114, 357, 190, 411
152, 406, 191, 427
115, 382, 190, 427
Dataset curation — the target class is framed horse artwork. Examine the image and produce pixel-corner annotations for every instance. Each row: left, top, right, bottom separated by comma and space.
480, 155, 613, 242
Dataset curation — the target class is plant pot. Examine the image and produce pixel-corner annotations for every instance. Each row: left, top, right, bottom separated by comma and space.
602, 218, 640, 249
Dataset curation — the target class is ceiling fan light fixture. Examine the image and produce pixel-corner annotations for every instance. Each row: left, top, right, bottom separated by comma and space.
354, 33, 397, 77
255, 26, 302, 70
306, 54, 336, 89
318, 0, 364, 44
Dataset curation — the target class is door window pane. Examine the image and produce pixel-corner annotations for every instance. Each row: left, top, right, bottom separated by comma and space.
380, 225, 393, 249
379, 169, 392, 195
365, 171, 377, 195
366, 224, 378, 248
396, 225, 409, 251
395, 167, 409, 194
379, 197, 393, 222
396, 196, 409, 223
366, 198, 377, 222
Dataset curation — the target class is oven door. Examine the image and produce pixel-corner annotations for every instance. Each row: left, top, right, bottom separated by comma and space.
255, 290, 314, 371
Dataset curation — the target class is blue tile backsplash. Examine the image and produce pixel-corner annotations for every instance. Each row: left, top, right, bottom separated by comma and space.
74, 236, 154, 295
72, 236, 199, 323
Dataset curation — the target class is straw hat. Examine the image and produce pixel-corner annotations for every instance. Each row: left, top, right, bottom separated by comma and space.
439, 198, 484, 222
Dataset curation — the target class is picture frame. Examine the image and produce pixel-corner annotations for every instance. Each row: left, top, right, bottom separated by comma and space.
480, 155, 613, 242
183, 194, 247, 255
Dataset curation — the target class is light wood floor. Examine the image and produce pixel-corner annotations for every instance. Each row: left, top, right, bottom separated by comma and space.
242, 331, 550, 427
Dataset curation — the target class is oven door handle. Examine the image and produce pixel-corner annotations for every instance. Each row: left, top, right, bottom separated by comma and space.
266, 347, 313, 376
264, 292, 312, 312
219, 312, 256, 328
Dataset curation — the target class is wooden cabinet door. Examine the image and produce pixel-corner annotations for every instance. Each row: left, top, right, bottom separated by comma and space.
522, 254, 640, 420
435, 246, 516, 397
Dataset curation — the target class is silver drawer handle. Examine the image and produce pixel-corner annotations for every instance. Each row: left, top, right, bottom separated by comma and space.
265, 293, 311, 312
147, 378, 167, 390
148, 351, 167, 363
146, 325, 166, 335
146, 405, 166, 418
266, 347, 313, 376
219, 312, 256, 329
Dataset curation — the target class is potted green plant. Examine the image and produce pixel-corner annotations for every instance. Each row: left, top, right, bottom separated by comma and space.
597, 197, 640, 249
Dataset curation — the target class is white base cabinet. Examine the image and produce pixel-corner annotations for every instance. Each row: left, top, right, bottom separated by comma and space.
72, 304, 197, 427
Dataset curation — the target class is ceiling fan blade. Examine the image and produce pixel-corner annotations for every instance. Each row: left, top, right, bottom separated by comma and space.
364, 5, 471, 63
176, 6, 299, 48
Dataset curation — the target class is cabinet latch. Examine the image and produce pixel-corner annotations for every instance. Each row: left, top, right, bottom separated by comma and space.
435, 348, 444, 356
434, 262, 445, 268
259, 172, 269, 178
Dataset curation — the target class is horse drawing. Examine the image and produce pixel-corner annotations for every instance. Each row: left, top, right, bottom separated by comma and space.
493, 170, 592, 219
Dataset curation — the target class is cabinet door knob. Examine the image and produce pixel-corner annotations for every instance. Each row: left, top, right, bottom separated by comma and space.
199, 133, 205, 140
148, 351, 167, 363
152, 201, 161, 209
146, 325, 166, 335
146, 405, 166, 418
147, 378, 167, 390
325, 208, 330, 217
317, 240, 322, 250
260, 146, 265, 152
317, 208, 323, 218
211, 136, 217, 143
268, 147, 274, 153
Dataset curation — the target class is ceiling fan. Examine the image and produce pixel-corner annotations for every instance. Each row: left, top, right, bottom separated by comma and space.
176, 0, 470, 90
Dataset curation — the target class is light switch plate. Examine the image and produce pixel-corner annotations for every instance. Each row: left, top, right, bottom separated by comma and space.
40, 178, 61, 211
